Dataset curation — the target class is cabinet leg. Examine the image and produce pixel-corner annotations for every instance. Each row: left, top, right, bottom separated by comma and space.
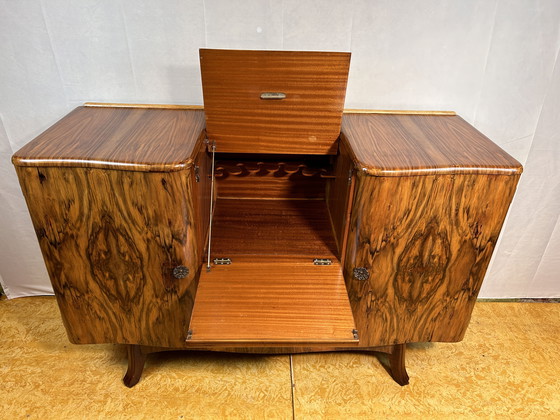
123, 345, 147, 388
388, 344, 409, 386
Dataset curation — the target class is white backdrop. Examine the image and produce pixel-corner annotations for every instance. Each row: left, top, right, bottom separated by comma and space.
1, 0, 559, 298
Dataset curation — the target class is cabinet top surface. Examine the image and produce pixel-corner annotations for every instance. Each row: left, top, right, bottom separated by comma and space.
341, 113, 523, 176
12, 106, 206, 172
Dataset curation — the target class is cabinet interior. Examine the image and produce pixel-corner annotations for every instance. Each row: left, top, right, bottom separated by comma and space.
187, 147, 359, 344
211, 153, 342, 260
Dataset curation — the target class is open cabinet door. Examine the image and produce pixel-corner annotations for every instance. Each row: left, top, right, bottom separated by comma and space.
188, 259, 357, 346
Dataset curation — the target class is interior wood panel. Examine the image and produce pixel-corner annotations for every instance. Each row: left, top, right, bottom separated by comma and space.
341, 113, 523, 176
15, 166, 200, 348
12, 107, 206, 172
326, 136, 355, 257
344, 172, 521, 347
188, 261, 357, 344
193, 139, 212, 260
210, 198, 337, 258
200, 49, 350, 154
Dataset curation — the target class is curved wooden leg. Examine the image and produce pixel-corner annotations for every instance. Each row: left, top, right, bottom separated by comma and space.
123, 345, 147, 388
388, 344, 409, 386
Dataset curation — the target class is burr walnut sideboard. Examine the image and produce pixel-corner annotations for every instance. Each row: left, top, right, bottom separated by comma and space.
12, 49, 522, 387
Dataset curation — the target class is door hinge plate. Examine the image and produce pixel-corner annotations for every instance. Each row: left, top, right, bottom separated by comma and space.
213, 257, 232, 265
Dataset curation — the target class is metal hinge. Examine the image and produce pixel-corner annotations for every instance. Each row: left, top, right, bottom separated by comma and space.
352, 329, 359, 340
348, 168, 353, 185
186, 329, 193, 340
213, 258, 232, 265
313, 258, 332, 266
194, 165, 200, 183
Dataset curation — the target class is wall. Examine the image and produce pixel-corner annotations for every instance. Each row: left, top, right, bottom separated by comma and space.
1, 0, 559, 298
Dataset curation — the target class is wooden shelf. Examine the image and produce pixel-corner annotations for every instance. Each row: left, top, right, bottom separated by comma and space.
210, 198, 338, 258
215, 159, 334, 179
187, 260, 357, 344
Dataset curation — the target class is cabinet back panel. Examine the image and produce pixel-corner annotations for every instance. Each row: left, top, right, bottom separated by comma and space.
210, 198, 337, 259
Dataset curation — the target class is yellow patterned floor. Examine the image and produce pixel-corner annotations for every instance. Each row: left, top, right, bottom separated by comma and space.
1, 296, 559, 419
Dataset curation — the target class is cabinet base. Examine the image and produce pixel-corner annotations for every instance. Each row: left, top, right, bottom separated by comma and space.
122, 344, 410, 388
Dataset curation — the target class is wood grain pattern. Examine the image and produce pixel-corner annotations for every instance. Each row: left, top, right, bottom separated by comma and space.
210, 198, 337, 258
193, 139, 212, 260
326, 136, 355, 258
15, 166, 202, 348
341, 113, 523, 176
200, 49, 350, 154
344, 172, 520, 347
188, 261, 357, 344
12, 107, 206, 172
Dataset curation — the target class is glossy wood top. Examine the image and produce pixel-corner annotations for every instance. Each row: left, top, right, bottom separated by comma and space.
12, 106, 206, 172
341, 113, 523, 176
200, 49, 350, 155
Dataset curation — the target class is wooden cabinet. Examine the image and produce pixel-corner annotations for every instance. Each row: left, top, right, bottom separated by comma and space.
13, 108, 208, 349
12, 50, 522, 387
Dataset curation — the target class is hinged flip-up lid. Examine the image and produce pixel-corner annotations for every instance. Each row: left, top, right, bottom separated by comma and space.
200, 49, 351, 155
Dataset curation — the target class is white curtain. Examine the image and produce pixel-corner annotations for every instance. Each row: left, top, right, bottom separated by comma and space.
1, 0, 559, 298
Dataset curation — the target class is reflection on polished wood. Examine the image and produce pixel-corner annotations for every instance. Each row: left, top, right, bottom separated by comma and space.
12, 106, 206, 171
341, 113, 523, 176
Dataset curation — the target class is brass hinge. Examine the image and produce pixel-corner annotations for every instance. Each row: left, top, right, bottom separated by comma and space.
213, 258, 232, 265
313, 258, 332, 266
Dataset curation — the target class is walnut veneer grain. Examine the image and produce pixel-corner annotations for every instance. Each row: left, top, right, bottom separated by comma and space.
15, 166, 202, 348
344, 171, 520, 346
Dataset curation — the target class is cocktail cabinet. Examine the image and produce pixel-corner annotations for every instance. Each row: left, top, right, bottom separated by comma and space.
12, 49, 522, 387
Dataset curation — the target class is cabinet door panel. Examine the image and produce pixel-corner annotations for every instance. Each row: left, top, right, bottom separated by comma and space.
16, 166, 200, 348
344, 173, 519, 346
